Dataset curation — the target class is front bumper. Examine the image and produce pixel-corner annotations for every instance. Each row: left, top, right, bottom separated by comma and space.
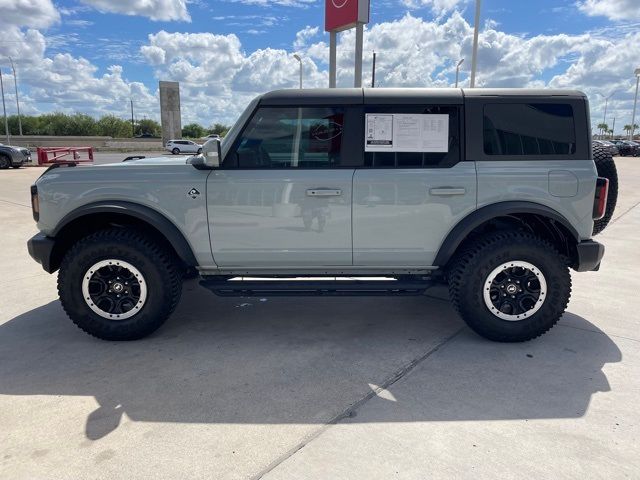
574, 240, 605, 272
27, 233, 57, 273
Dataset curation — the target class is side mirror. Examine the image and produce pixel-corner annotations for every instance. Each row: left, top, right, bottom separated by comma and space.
203, 138, 221, 168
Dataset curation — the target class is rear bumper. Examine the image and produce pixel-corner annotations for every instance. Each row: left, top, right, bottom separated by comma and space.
574, 240, 605, 272
27, 233, 57, 273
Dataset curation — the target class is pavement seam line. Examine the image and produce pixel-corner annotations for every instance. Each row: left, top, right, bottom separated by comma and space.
0, 198, 31, 209
609, 200, 640, 226
558, 322, 640, 343
251, 327, 465, 480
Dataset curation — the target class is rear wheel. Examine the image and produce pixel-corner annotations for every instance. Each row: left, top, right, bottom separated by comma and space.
592, 144, 618, 235
58, 228, 182, 340
448, 231, 571, 342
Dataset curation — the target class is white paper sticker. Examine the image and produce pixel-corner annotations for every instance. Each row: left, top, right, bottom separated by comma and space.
365, 113, 449, 153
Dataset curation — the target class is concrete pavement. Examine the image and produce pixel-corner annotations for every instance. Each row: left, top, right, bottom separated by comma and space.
0, 158, 639, 479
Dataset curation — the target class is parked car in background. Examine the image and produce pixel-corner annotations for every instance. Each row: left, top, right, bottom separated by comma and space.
593, 140, 619, 156
0, 143, 31, 169
165, 139, 203, 155
135, 133, 158, 138
203, 134, 221, 141
611, 140, 639, 156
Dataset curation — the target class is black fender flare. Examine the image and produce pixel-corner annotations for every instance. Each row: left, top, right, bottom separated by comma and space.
433, 201, 580, 267
52, 201, 198, 267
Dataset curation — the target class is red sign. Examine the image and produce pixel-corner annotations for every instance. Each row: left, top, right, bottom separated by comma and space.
325, 0, 369, 32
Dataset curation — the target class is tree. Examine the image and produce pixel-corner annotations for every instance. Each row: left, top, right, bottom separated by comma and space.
182, 123, 206, 138
135, 119, 161, 137
623, 124, 639, 137
97, 115, 133, 138
208, 123, 230, 137
596, 123, 608, 136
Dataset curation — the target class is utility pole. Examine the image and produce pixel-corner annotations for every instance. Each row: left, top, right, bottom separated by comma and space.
470, 0, 481, 87
631, 68, 640, 140
9, 58, 22, 136
354, 23, 364, 87
0, 68, 10, 145
371, 51, 376, 88
130, 99, 135, 137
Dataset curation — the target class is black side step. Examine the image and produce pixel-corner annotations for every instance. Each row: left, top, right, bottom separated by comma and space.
200, 278, 434, 297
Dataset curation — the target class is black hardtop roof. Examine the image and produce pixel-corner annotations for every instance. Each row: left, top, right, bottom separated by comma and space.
257, 88, 587, 106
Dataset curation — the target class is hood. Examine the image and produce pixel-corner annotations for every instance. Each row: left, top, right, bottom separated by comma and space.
104, 156, 193, 167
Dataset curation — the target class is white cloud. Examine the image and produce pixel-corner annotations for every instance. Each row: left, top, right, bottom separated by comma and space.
0, 0, 60, 29
577, 0, 640, 22
294, 26, 319, 49
79, 0, 191, 22
402, 0, 466, 16
226, 0, 316, 7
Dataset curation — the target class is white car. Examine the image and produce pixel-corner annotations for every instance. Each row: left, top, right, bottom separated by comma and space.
165, 139, 203, 155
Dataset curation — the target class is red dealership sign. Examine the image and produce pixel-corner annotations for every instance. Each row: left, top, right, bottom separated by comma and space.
325, 0, 370, 32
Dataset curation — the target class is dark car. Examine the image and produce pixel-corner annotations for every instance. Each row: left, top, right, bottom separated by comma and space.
135, 133, 157, 138
611, 140, 639, 156
593, 140, 619, 156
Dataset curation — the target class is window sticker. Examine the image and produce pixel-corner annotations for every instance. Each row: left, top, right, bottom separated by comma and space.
365, 113, 449, 152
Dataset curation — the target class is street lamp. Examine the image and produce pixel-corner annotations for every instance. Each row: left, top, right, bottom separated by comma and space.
455, 58, 465, 88
631, 68, 640, 141
602, 90, 617, 126
293, 54, 302, 89
0, 68, 9, 145
470, 0, 481, 88
9, 58, 22, 136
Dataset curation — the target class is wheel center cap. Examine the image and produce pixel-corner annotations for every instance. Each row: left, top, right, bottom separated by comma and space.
506, 284, 518, 294
112, 282, 124, 293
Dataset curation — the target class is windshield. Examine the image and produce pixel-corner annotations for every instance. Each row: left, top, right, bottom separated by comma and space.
221, 96, 260, 157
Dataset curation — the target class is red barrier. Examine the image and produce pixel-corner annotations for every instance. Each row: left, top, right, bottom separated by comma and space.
36, 147, 94, 165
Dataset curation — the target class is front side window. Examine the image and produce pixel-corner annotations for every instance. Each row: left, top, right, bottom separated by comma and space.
483, 103, 576, 156
225, 107, 344, 168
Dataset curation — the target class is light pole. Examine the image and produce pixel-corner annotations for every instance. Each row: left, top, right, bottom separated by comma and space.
293, 54, 302, 89
0, 68, 9, 145
602, 90, 617, 126
371, 51, 376, 88
470, 0, 481, 87
631, 68, 640, 141
455, 58, 465, 88
8, 58, 22, 136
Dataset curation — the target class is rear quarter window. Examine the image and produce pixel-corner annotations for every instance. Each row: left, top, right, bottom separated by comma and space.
483, 103, 576, 156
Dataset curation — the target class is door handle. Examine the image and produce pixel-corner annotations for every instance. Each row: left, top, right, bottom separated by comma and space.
307, 188, 342, 197
429, 187, 466, 196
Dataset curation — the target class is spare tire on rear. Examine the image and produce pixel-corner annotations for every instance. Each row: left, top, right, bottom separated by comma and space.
592, 144, 618, 236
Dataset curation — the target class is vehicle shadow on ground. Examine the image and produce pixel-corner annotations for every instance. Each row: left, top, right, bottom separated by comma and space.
0, 282, 621, 441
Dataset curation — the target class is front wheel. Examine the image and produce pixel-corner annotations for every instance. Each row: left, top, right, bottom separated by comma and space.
0, 155, 10, 169
448, 231, 571, 342
197, 148, 202, 154
58, 228, 183, 340
172, 148, 180, 155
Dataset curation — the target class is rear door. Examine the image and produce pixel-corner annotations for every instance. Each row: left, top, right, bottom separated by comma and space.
207, 105, 361, 267
352, 100, 477, 266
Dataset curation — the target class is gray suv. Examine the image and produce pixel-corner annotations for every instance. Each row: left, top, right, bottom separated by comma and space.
0, 143, 31, 168
27, 88, 616, 342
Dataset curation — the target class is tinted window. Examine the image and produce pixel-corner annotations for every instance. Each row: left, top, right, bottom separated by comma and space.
226, 107, 344, 168
483, 103, 576, 156
363, 105, 460, 168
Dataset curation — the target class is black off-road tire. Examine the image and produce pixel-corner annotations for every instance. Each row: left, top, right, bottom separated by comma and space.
448, 231, 571, 342
58, 228, 182, 341
592, 144, 618, 236
0, 155, 10, 169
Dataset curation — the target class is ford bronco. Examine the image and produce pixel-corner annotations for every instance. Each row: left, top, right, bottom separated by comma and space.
27, 88, 617, 342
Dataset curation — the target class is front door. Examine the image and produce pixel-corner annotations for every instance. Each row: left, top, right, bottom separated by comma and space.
207, 106, 355, 267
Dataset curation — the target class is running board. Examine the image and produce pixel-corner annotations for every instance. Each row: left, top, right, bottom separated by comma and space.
200, 278, 434, 297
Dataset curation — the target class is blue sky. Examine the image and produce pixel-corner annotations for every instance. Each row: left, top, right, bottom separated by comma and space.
0, 0, 639, 128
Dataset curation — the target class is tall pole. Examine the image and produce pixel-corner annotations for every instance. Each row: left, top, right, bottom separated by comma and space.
603, 97, 608, 126
130, 99, 135, 137
470, 0, 481, 88
371, 51, 376, 88
611, 117, 615, 139
455, 58, 464, 88
354, 23, 363, 88
9, 58, 22, 136
0, 69, 10, 145
329, 31, 337, 88
293, 54, 302, 89
631, 69, 640, 141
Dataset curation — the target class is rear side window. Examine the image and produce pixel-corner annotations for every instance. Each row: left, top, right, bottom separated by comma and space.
364, 105, 461, 168
483, 103, 576, 156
